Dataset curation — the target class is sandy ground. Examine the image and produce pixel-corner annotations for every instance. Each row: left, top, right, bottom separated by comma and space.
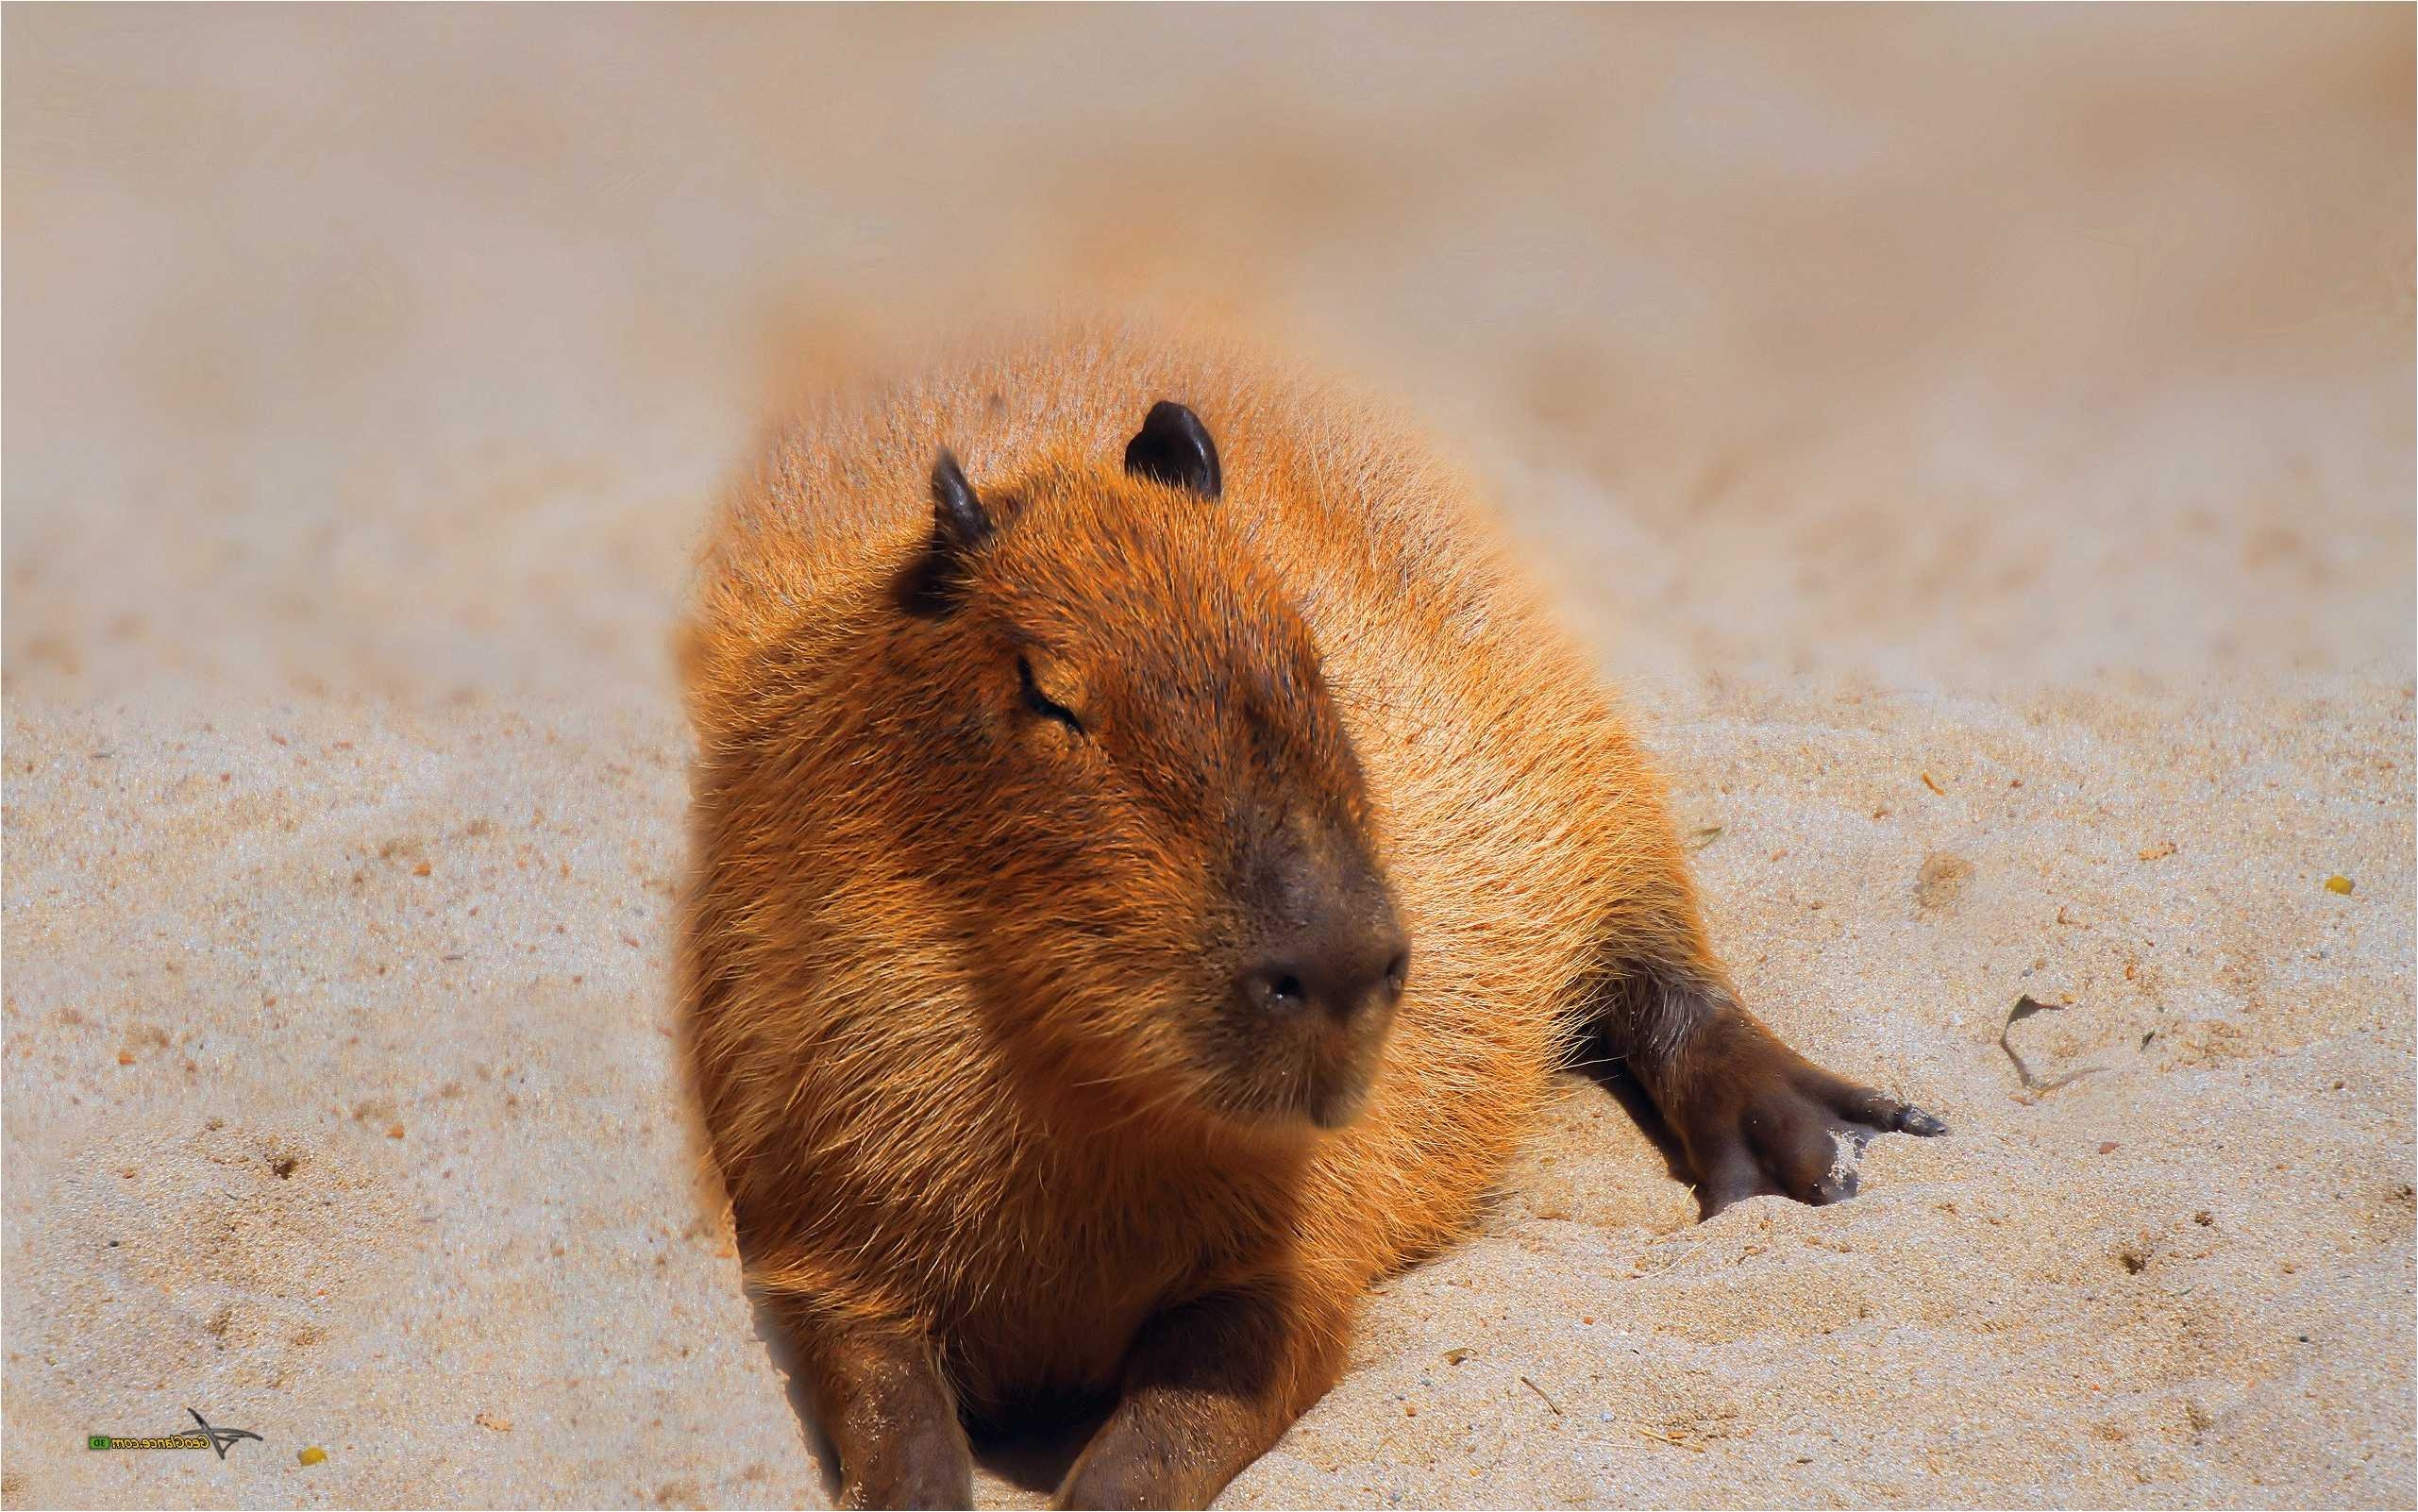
4, 7, 2411, 1509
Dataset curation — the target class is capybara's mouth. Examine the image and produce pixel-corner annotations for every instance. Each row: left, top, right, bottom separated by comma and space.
1208, 1027, 1389, 1135
1302, 1073, 1374, 1131
1217, 1081, 1370, 1136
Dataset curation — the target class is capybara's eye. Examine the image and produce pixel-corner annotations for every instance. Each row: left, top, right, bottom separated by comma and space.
1016, 655, 1085, 736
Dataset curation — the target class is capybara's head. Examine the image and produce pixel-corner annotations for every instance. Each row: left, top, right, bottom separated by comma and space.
882, 401, 1407, 1135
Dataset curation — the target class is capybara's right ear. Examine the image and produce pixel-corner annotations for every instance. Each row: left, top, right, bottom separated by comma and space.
1124, 402, 1222, 500
897, 449, 995, 616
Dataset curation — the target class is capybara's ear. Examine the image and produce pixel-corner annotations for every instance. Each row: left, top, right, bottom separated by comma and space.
1123, 401, 1222, 500
897, 449, 996, 616
931, 449, 995, 552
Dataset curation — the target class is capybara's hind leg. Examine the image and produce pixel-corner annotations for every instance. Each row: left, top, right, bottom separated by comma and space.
781, 1304, 972, 1510
1056, 1283, 1348, 1510
1595, 945, 1947, 1218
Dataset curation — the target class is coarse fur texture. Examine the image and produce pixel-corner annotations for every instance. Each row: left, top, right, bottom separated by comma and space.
680, 317, 1943, 1508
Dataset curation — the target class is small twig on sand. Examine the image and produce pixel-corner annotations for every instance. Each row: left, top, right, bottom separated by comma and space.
1638, 1428, 1704, 1453
1653, 1228, 1719, 1274
1520, 1375, 1562, 1416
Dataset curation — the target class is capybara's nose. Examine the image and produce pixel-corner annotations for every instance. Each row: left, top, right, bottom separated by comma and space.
1238, 916, 1410, 1025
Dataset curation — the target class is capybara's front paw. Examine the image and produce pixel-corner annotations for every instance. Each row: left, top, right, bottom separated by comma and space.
837, 1430, 973, 1510
1057, 1438, 1202, 1511
1055, 1407, 1235, 1510
1671, 1022, 1946, 1218
1055, 1455, 1164, 1511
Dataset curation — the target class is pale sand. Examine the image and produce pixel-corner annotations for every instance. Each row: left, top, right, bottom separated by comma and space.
4, 8, 2410, 1508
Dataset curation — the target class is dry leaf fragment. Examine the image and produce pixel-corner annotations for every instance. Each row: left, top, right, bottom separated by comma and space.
2138, 841, 2176, 862
2000, 995, 2105, 1093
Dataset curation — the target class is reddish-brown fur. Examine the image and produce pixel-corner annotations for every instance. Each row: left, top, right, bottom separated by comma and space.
681, 318, 1942, 1508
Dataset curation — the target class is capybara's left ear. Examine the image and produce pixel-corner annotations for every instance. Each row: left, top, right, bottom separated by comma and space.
930, 448, 994, 552
1123, 401, 1222, 500
896, 448, 998, 616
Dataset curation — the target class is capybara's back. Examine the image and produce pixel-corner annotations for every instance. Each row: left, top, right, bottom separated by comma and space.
681, 319, 1943, 1509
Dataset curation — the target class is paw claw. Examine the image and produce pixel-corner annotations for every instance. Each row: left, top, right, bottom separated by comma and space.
1898, 1104, 1949, 1137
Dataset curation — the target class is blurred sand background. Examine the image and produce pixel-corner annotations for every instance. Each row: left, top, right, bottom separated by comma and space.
3, 5, 2410, 1508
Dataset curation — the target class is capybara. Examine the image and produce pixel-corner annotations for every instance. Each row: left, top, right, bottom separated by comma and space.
680, 319, 1945, 1509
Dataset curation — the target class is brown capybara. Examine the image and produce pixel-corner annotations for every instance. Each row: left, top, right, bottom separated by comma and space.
680, 318, 1945, 1509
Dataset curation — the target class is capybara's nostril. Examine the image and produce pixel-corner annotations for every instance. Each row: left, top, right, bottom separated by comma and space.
1239, 965, 1308, 1016
1239, 927, 1408, 1024
1264, 970, 1308, 1011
